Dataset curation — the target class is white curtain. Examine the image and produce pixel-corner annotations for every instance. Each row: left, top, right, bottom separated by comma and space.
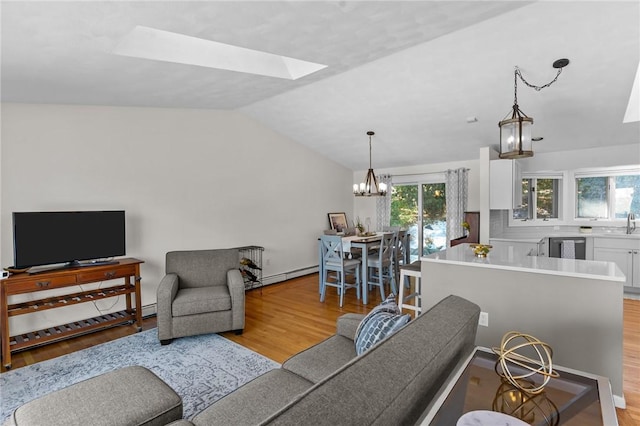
376, 174, 392, 231
445, 168, 468, 246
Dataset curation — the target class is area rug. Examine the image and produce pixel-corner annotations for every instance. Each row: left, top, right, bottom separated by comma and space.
0, 329, 279, 424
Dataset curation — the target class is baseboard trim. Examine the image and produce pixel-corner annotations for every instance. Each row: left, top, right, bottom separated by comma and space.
262, 266, 318, 286
142, 304, 157, 318
613, 394, 626, 409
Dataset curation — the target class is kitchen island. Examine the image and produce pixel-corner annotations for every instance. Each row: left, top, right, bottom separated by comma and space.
421, 244, 626, 406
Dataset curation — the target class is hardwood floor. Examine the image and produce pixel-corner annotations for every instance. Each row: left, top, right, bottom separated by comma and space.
3, 274, 639, 425
620, 297, 640, 426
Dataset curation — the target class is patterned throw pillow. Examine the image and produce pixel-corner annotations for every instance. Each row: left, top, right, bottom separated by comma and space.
354, 295, 411, 355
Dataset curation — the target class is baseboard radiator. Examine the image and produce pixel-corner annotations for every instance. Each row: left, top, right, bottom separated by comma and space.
261, 265, 318, 286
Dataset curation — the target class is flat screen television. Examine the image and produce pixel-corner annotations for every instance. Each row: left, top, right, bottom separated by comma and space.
12, 210, 126, 271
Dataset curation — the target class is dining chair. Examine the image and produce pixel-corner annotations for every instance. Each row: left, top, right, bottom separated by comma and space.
380, 226, 399, 254
319, 235, 361, 307
366, 232, 397, 300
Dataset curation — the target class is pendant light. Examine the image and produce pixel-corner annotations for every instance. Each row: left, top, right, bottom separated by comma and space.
499, 59, 569, 159
353, 131, 387, 197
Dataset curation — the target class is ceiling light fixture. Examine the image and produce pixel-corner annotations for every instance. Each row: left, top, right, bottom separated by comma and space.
353, 131, 387, 197
498, 58, 569, 159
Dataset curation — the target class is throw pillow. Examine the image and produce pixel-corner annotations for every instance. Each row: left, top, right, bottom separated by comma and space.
354, 295, 410, 355
361, 293, 401, 318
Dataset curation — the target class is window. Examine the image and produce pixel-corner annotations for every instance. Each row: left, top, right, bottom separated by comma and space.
576, 177, 608, 218
576, 173, 640, 220
614, 175, 640, 218
513, 176, 561, 221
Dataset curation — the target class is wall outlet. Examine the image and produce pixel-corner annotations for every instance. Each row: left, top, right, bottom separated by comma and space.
479, 311, 489, 327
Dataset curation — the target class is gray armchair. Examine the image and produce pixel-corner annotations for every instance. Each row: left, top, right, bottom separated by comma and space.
157, 249, 245, 345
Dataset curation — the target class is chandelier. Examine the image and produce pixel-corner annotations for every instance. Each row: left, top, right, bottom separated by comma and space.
499, 59, 569, 159
353, 131, 387, 197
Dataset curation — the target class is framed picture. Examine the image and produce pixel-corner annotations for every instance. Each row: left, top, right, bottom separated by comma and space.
328, 212, 348, 232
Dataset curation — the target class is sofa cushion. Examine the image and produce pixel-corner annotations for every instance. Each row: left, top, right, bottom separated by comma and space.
13, 366, 183, 426
354, 295, 410, 355
191, 369, 312, 426
172, 286, 231, 317
283, 335, 356, 383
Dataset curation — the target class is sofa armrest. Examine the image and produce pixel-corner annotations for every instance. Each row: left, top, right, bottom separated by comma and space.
157, 273, 179, 341
227, 269, 245, 330
336, 313, 365, 341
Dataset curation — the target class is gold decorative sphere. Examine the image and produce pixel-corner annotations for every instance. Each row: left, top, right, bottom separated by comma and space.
492, 331, 559, 395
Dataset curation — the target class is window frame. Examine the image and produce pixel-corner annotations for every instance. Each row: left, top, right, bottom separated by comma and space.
573, 167, 640, 222
508, 172, 565, 226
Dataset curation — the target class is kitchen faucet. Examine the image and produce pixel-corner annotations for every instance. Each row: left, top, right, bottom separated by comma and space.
627, 213, 636, 234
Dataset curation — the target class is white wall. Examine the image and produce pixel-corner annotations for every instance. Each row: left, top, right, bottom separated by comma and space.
353, 158, 481, 229
1, 103, 353, 334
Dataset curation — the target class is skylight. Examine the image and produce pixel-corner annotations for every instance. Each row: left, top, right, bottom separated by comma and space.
112, 26, 327, 80
623, 61, 639, 123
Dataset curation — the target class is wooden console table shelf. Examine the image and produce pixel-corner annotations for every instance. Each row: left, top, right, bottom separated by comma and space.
1, 258, 143, 369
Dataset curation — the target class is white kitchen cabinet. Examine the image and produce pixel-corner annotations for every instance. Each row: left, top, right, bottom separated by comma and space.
489, 159, 522, 210
593, 238, 640, 288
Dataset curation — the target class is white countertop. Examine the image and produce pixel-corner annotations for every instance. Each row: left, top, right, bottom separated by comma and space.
422, 244, 625, 282
492, 232, 640, 242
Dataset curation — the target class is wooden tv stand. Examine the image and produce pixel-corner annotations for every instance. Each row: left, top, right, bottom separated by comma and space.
0, 258, 143, 369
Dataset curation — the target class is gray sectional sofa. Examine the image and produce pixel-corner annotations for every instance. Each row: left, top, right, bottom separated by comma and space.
13, 294, 480, 426
185, 294, 480, 425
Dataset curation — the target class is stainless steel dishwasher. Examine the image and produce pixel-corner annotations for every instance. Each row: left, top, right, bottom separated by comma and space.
549, 237, 586, 259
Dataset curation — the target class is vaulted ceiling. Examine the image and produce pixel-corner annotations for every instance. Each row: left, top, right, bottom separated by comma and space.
2, 1, 638, 170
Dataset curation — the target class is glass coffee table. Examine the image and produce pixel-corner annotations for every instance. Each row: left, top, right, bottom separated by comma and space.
419, 347, 618, 425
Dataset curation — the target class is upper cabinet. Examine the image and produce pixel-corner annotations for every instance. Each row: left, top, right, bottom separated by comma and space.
490, 159, 522, 210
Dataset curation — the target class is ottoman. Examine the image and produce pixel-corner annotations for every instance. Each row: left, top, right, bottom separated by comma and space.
13, 366, 183, 426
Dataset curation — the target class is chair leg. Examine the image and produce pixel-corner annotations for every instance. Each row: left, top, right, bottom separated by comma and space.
320, 271, 328, 302
339, 270, 345, 307
389, 267, 398, 296
398, 271, 406, 310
